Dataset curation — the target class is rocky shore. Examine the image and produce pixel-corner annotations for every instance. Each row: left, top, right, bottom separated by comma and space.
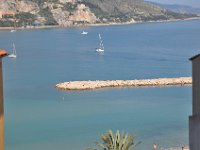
55, 77, 192, 90
1, 17, 200, 31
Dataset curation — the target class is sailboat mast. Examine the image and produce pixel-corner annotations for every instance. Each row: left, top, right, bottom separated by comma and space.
13, 43, 16, 56
98, 34, 101, 47
99, 34, 104, 49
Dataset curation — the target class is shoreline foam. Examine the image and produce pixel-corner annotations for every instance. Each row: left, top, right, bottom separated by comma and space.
55, 77, 192, 90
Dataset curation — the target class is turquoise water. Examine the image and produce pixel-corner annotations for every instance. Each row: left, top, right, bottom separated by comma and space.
0, 20, 200, 150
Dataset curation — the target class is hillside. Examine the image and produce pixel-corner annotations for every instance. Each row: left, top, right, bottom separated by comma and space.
0, 0, 198, 27
150, 3, 200, 15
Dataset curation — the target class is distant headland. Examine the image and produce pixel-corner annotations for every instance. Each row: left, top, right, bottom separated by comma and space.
55, 77, 192, 90
0, 0, 199, 29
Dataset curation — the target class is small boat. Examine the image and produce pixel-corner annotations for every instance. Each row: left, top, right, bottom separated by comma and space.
10, 29, 16, 33
96, 34, 104, 52
10, 19, 17, 33
8, 43, 17, 58
81, 31, 88, 35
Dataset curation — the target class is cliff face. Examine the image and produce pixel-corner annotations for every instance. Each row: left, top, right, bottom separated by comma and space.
0, 0, 97, 26
0, 0, 198, 27
0, 0, 38, 13
50, 2, 97, 27
17, 1, 39, 13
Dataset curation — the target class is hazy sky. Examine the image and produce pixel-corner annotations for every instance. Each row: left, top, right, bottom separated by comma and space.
147, 0, 200, 8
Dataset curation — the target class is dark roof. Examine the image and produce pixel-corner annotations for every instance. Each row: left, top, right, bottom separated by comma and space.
189, 54, 200, 61
0, 50, 8, 57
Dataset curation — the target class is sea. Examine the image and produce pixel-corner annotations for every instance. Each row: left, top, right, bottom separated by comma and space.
0, 19, 200, 150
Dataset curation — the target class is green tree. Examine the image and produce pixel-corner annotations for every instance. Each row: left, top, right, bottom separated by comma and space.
86, 130, 141, 150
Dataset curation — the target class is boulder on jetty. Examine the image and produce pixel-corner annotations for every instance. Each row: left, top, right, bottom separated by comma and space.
55, 77, 192, 90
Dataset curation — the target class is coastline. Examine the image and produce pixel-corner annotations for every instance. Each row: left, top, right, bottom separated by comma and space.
55, 77, 192, 90
0, 25, 59, 30
88, 16, 200, 27
1, 17, 200, 31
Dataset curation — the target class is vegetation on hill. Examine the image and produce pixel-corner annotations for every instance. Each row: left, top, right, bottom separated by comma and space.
81, 0, 197, 22
39, 7, 58, 25
148, 2, 200, 15
29, 0, 59, 5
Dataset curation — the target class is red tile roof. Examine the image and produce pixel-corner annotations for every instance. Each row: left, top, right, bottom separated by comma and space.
190, 54, 200, 61
0, 50, 8, 57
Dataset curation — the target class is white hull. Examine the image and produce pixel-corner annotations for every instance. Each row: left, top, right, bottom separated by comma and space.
10, 30, 16, 33
81, 31, 88, 35
8, 54, 16, 58
96, 48, 104, 52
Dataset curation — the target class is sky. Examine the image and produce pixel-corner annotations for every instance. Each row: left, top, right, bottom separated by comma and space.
147, 0, 200, 8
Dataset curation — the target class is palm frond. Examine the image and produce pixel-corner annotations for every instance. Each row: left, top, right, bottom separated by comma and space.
115, 130, 120, 150
96, 142, 107, 149
107, 130, 115, 149
99, 134, 112, 149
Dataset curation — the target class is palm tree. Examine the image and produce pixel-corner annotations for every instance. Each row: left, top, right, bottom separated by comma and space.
85, 130, 141, 150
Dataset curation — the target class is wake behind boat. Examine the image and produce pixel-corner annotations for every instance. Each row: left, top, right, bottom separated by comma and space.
8, 43, 17, 58
96, 34, 104, 52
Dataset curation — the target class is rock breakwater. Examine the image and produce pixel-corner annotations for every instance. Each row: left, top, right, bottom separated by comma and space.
55, 77, 192, 90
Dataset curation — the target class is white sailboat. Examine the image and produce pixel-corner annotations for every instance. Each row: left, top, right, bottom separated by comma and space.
8, 43, 17, 58
96, 34, 104, 52
10, 18, 17, 33
81, 31, 88, 35
10, 29, 16, 33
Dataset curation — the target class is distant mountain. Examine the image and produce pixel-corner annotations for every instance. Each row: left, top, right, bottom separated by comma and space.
147, 2, 200, 15
81, 0, 198, 22
0, 0, 199, 27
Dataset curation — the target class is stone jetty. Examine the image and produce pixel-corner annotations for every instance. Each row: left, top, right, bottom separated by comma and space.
55, 77, 192, 90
